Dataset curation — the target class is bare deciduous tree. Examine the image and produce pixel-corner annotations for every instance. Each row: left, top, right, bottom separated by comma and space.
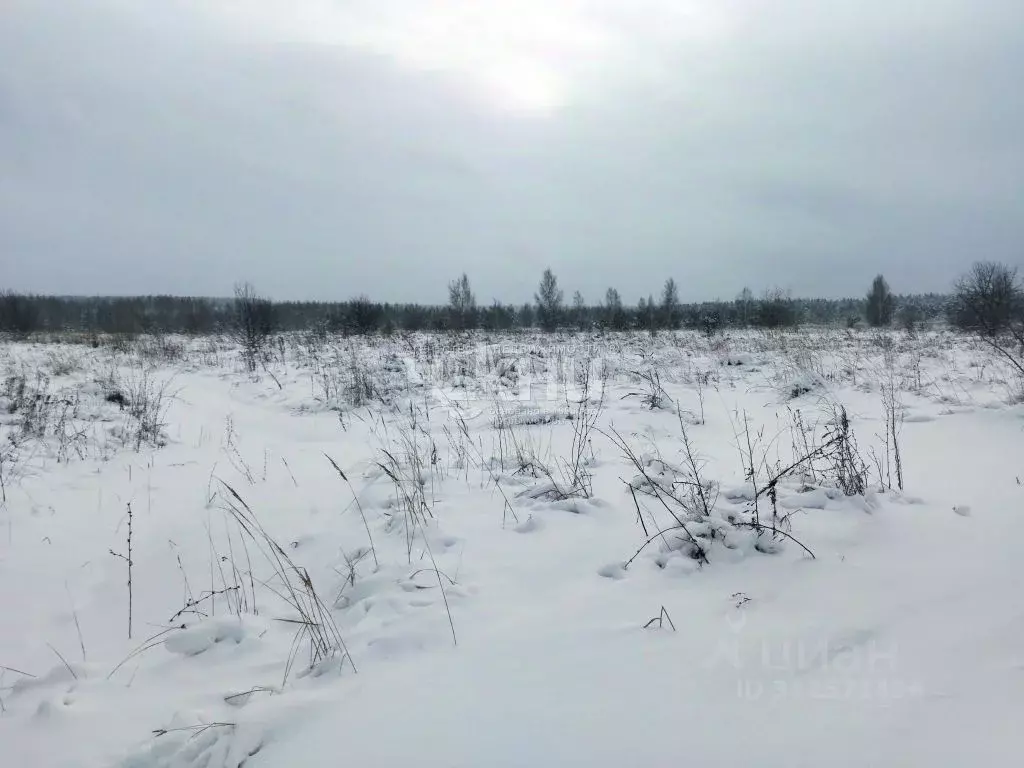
736, 287, 754, 327
641, 293, 657, 336
447, 273, 476, 331
953, 261, 1024, 377
661, 278, 680, 330
953, 262, 1020, 336
572, 290, 587, 330
605, 287, 626, 330
758, 288, 799, 329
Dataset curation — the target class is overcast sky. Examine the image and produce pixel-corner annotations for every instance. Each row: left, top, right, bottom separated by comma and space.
2, 0, 1022, 303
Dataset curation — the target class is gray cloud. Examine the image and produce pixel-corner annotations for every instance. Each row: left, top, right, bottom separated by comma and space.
2, 0, 1022, 303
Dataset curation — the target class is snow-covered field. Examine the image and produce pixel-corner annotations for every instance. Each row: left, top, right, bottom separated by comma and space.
1, 328, 1021, 767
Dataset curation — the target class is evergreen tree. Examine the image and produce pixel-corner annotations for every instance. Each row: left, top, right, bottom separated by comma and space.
534, 268, 564, 332
866, 274, 895, 327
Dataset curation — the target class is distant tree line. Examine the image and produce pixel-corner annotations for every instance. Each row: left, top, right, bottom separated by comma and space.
0, 266, 988, 337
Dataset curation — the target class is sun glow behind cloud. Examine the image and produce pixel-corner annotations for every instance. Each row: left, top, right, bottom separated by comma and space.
191, 0, 731, 116
336, 2, 613, 116
473, 58, 566, 114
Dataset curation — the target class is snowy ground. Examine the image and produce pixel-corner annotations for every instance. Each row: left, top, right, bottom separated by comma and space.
0, 328, 1021, 767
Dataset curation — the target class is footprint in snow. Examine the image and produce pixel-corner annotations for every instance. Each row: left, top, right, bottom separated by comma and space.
598, 563, 627, 580
514, 516, 542, 533
164, 618, 250, 657
904, 413, 936, 423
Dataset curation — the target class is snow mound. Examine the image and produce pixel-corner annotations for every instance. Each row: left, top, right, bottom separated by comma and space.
164, 618, 252, 657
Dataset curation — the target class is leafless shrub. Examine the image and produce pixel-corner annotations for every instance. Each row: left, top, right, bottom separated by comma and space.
623, 366, 669, 410
0, 437, 30, 506
821, 403, 869, 497
605, 427, 717, 567
324, 454, 379, 571
2, 367, 91, 462
109, 502, 135, 639
374, 418, 456, 645
878, 348, 905, 491
725, 400, 867, 559
45, 350, 84, 377
444, 405, 519, 526
560, 361, 605, 496
118, 365, 176, 451
952, 261, 1024, 381
137, 334, 187, 365
494, 367, 605, 504
52, 391, 90, 462
4, 368, 53, 440
693, 369, 712, 425
786, 407, 818, 486
493, 407, 553, 480
229, 282, 276, 374
674, 413, 720, 519
220, 416, 258, 485
375, 419, 437, 561
345, 346, 380, 408
731, 413, 820, 557
217, 482, 356, 682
